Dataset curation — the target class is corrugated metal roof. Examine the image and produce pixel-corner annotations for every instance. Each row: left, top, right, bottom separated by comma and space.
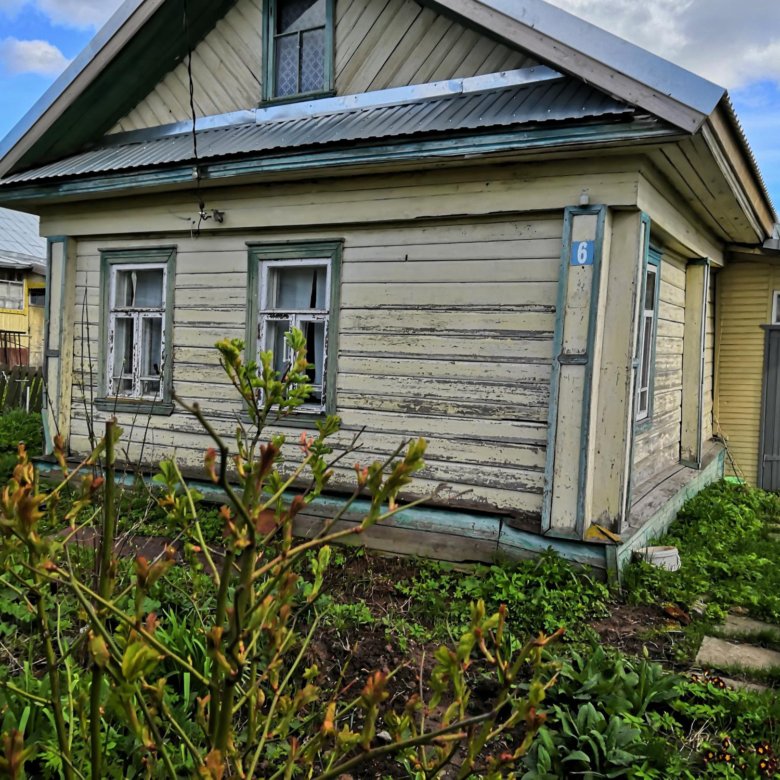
1, 77, 633, 185
0, 207, 46, 273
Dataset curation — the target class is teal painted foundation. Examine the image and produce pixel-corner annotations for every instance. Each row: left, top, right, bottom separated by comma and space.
35, 447, 724, 576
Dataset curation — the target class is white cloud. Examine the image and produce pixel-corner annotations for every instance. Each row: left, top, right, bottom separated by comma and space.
545, 0, 780, 89
0, 0, 124, 29
34, 0, 124, 30
0, 36, 70, 75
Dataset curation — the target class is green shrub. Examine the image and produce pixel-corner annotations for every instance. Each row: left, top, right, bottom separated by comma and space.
399, 550, 610, 638
0, 410, 43, 479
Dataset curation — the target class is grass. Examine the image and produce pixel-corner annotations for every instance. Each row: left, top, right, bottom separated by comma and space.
623, 481, 780, 624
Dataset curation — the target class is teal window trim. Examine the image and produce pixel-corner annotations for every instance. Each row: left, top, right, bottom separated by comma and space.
246, 240, 342, 422
261, 0, 335, 105
634, 228, 661, 432
97, 247, 176, 416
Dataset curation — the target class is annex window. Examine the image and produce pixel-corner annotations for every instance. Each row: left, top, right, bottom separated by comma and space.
249, 242, 341, 415
0, 271, 24, 311
264, 0, 334, 101
99, 248, 175, 413
636, 248, 661, 423
772, 290, 780, 324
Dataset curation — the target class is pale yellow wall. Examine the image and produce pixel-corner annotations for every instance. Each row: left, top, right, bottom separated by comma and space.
109, 0, 536, 133
68, 212, 561, 519
0, 271, 45, 366
715, 260, 776, 484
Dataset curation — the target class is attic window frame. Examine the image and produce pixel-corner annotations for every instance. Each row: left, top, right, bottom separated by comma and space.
262, 0, 336, 104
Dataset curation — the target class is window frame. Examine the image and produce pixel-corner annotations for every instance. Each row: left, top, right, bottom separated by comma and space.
0, 270, 26, 313
262, 0, 336, 104
635, 244, 662, 426
246, 240, 342, 422
97, 247, 176, 415
771, 290, 780, 324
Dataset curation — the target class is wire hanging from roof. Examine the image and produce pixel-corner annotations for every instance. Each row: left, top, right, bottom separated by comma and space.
183, 0, 223, 237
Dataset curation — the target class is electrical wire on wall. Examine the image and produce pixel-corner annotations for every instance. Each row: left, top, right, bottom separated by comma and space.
183, 0, 224, 237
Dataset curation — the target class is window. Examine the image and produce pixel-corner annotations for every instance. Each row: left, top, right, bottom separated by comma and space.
772, 290, 780, 324
0, 271, 24, 311
248, 242, 341, 415
264, 0, 334, 101
635, 249, 661, 423
99, 248, 175, 413
28, 288, 45, 307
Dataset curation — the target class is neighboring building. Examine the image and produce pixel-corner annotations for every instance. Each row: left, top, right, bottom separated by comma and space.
715, 228, 780, 490
0, 207, 46, 367
0, 0, 776, 573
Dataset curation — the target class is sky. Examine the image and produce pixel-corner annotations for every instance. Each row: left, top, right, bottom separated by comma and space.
0, 0, 778, 212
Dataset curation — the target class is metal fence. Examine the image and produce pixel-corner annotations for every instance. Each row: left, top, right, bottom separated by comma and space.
0, 365, 44, 413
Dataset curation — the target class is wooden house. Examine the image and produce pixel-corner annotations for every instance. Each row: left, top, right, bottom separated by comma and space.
0, 0, 776, 574
715, 230, 780, 490
0, 208, 46, 367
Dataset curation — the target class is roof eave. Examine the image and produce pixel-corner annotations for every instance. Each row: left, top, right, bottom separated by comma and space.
0, 0, 162, 178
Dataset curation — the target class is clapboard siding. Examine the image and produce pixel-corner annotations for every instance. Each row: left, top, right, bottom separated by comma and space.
335, 0, 536, 93
632, 252, 686, 488
111, 0, 263, 133
69, 213, 562, 518
109, 0, 537, 134
715, 261, 774, 484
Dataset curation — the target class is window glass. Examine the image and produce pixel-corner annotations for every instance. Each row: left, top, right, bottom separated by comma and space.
0, 272, 24, 310
636, 258, 659, 422
259, 257, 331, 411
29, 288, 45, 307
108, 263, 167, 399
273, 0, 328, 97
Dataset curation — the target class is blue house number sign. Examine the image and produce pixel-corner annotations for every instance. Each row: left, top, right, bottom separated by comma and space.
571, 240, 595, 266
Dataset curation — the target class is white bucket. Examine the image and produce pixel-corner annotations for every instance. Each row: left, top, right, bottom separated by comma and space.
634, 545, 681, 571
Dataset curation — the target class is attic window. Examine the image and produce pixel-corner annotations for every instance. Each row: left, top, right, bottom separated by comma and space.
264, 0, 334, 101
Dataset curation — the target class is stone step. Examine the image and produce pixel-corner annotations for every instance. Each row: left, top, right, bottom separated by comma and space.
696, 636, 780, 674
721, 614, 780, 642
720, 676, 770, 694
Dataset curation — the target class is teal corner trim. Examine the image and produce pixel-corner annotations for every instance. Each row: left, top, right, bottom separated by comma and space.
246, 240, 343, 418
541, 209, 572, 533
98, 246, 177, 406
542, 205, 607, 539
262, 0, 335, 104
576, 206, 608, 539
41, 236, 69, 454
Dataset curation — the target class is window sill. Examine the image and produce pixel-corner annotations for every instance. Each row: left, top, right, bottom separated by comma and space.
634, 417, 654, 434
240, 410, 328, 430
258, 89, 336, 108
95, 397, 175, 416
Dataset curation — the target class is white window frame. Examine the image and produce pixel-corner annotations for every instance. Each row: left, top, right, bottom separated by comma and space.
107, 262, 167, 400
258, 256, 331, 412
0, 272, 24, 311
772, 290, 780, 324
635, 257, 660, 423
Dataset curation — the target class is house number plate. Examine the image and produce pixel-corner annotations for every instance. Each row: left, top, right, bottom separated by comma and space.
570, 240, 595, 266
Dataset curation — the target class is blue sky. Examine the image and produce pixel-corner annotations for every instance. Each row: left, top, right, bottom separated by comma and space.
0, 0, 778, 213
